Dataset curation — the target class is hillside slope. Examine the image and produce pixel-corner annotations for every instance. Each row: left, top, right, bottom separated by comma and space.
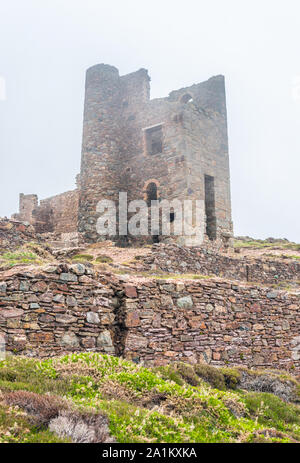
0, 353, 299, 443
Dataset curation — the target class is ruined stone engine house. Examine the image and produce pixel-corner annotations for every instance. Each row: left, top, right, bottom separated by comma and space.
13, 64, 233, 246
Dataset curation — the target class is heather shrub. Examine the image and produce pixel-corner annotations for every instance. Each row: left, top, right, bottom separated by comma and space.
49, 410, 115, 443
3, 390, 69, 427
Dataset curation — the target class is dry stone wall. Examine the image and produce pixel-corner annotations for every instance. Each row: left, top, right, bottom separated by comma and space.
144, 244, 300, 285
122, 278, 300, 372
0, 264, 121, 357
0, 263, 299, 373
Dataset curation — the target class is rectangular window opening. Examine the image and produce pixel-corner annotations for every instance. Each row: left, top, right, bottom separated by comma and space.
145, 125, 163, 155
204, 175, 217, 240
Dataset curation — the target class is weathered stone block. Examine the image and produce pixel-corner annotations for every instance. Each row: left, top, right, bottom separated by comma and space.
32, 281, 48, 292
253, 324, 265, 331
0, 308, 24, 318
97, 330, 114, 349
177, 296, 193, 308
125, 311, 141, 327
53, 294, 65, 304
160, 295, 173, 307
66, 296, 77, 307
19, 281, 30, 291
125, 333, 148, 350
7, 318, 21, 328
61, 332, 79, 347
55, 314, 77, 324
81, 337, 96, 348
70, 263, 86, 276
39, 314, 55, 323
0, 282, 7, 293
29, 332, 54, 342
101, 313, 115, 325
59, 273, 78, 283
124, 285, 137, 298
86, 312, 100, 324
30, 303, 40, 309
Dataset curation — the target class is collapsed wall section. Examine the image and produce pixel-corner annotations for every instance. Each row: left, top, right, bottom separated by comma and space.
12, 194, 38, 223
34, 190, 79, 234
12, 190, 79, 235
0, 219, 37, 251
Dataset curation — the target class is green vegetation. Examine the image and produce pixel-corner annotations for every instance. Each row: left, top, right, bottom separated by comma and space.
0, 353, 299, 443
0, 403, 69, 443
0, 250, 41, 268
243, 392, 300, 441
265, 253, 300, 260
72, 254, 94, 262
95, 255, 113, 263
0, 242, 55, 269
234, 239, 300, 252
72, 253, 114, 265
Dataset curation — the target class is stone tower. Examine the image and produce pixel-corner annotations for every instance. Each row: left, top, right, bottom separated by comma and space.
78, 64, 233, 246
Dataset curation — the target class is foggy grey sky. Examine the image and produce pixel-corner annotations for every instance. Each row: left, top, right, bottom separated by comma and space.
0, 0, 299, 241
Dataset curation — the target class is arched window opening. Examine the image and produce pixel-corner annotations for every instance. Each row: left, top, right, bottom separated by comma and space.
180, 93, 193, 104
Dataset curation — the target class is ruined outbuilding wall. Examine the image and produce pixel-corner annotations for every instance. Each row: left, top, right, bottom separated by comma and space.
34, 190, 79, 234
13, 190, 79, 235
12, 194, 38, 224
0, 265, 299, 372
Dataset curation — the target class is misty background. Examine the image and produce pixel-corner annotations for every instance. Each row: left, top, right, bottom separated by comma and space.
0, 0, 299, 241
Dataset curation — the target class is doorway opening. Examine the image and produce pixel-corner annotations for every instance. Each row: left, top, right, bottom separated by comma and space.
204, 175, 216, 240
146, 182, 160, 243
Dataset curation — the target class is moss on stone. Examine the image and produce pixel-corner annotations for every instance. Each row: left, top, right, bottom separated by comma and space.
95, 255, 113, 263
72, 254, 93, 262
